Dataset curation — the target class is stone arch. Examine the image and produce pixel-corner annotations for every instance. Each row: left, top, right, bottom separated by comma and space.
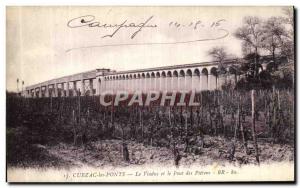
145, 73, 151, 92
186, 69, 192, 77
173, 70, 179, 77
160, 71, 167, 91
97, 78, 101, 95
136, 73, 142, 91
164, 71, 172, 92
172, 70, 179, 91
194, 68, 200, 76
185, 69, 193, 91
167, 71, 172, 77
149, 72, 155, 90
210, 67, 218, 76
178, 70, 185, 91
128, 74, 133, 92
132, 74, 138, 91
124, 75, 129, 91
209, 67, 218, 90
202, 68, 208, 75
154, 72, 161, 91
228, 66, 237, 74
141, 73, 146, 93
227, 66, 238, 85
179, 70, 185, 77
201, 68, 208, 90
193, 68, 201, 92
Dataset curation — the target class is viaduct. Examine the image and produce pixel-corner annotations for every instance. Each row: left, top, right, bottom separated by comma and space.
23, 57, 276, 98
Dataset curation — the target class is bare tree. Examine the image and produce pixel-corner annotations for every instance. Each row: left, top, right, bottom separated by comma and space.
207, 46, 228, 74
208, 46, 227, 63
282, 7, 294, 33
281, 7, 294, 63
261, 17, 287, 70
234, 16, 264, 77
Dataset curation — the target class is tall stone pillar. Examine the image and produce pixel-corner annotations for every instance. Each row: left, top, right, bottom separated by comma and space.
106, 79, 110, 93
160, 77, 164, 92
217, 74, 226, 90
129, 78, 132, 93
143, 77, 147, 93
95, 78, 99, 95
39, 86, 42, 98
97, 78, 101, 95
81, 79, 85, 96
165, 77, 170, 92
66, 82, 70, 97
103, 79, 107, 93
155, 76, 160, 92
186, 76, 192, 92
45, 85, 49, 97
110, 79, 113, 93
112, 79, 116, 93
228, 74, 237, 85
48, 85, 51, 97
172, 77, 178, 92
72, 81, 77, 96
60, 83, 64, 97
145, 77, 149, 93
178, 76, 185, 92
89, 79, 94, 95
49, 85, 52, 97
192, 75, 200, 92
200, 75, 208, 91
54, 83, 58, 97
208, 74, 217, 91
34, 88, 37, 98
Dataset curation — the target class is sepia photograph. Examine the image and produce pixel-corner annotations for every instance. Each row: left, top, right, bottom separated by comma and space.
6, 6, 295, 182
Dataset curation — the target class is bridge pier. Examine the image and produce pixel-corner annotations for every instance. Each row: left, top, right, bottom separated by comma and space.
209, 74, 218, 91
39, 86, 42, 98
217, 74, 226, 90
81, 79, 85, 96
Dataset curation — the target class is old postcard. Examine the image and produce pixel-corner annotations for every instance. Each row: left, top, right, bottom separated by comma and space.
6, 6, 295, 182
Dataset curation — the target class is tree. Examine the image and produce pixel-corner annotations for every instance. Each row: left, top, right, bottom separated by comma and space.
261, 17, 287, 70
281, 7, 294, 63
282, 7, 294, 36
234, 16, 264, 78
208, 46, 227, 63
207, 46, 228, 74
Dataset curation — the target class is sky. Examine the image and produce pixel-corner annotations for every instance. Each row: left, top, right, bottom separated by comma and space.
6, 6, 289, 92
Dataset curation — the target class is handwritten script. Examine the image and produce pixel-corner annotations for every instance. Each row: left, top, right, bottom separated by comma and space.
66, 15, 229, 52
67, 15, 157, 39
